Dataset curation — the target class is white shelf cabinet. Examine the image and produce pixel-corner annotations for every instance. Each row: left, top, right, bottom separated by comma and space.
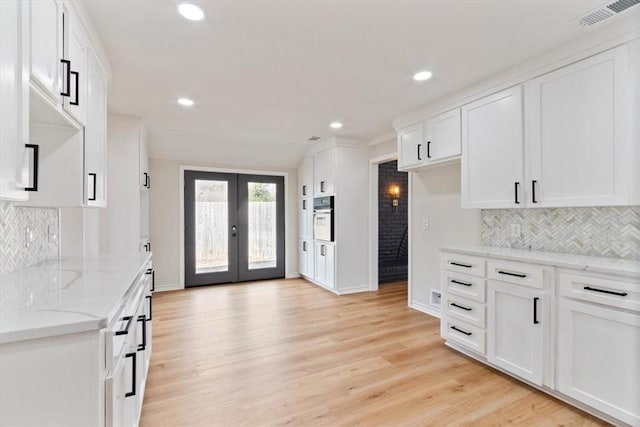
0, 0, 30, 201
299, 239, 314, 280
397, 123, 423, 170
298, 156, 313, 199
525, 44, 637, 207
102, 115, 150, 254
85, 49, 108, 207
461, 86, 524, 209
62, 5, 89, 125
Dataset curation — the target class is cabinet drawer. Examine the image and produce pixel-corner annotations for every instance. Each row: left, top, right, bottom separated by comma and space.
442, 318, 486, 355
487, 260, 544, 289
441, 253, 486, 277
443, 294, 486, 328
442, 271, 486, 302
559, 272, 640, 313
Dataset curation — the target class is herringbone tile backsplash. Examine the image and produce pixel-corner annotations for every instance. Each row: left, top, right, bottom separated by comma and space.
0, 201, 59, 275
482, 207, 640, 260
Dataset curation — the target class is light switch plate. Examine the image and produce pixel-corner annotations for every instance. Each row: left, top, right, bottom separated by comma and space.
48, 224, 58, 244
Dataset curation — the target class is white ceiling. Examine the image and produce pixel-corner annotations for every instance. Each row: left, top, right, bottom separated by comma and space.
82, 0, 617, 169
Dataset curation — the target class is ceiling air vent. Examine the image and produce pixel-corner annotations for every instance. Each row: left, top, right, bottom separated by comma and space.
578, 0, 640, 26
308, 136, 321, 142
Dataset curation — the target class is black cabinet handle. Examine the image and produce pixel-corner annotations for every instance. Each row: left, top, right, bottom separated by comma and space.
302, 200, 307, 210
60, 59, 71, 97
125, 352, 136, 397
137, 315, 147, 351
584, 286, 628, 297
451, 302, 472, 311
147, 242, 151, 252
88, 173, 97, 201
302, 241, 307, 252
533, 297, 540, 324
115, 315, 133, 336
427, 141, 432, 159
514, 182, 520, 204
302, 185, 307, 196
532, 180, 538, 204
146, 295, 153, 321
417, 143, 422, 161
450, 325, 472, 336
450, 262, 472, 268
321, 245, 326, 256
146, 173, 150, 189
451, 279, 472, 287
320, 181, 326, 193
146, 268, 154, 292
24, 144, 39, 192
498, 270, 527, 278
70, 70, 79, 106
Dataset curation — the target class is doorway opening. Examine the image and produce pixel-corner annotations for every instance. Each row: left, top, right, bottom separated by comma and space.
377, 160, 408, 284
183, 170, 285, 287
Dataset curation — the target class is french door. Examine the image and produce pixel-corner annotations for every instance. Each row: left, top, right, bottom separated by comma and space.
184, 171, 285, 287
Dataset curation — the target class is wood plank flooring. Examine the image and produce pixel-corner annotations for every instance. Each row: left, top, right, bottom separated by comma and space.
140, 279, 607, 426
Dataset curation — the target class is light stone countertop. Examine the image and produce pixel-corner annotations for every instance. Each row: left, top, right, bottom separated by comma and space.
0, 253, 152, 345
440, 246, 640, 278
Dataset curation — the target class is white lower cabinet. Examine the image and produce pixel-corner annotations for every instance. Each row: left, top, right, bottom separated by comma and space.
487, 280, 545, 386
314, 242, 335, 289
557, 297, 640, 426
299, 239, 314, 279
441, 248, 640, 426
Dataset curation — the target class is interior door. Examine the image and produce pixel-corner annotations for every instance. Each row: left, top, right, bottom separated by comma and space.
184, 171, 285, 287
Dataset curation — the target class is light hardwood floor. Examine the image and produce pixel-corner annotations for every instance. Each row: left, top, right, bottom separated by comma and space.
140, 279, 607, 426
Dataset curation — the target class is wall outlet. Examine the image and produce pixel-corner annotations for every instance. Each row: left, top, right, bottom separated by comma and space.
422, 219, 429, 230
24, 226, 34, 248
431, 289, 442, 306
48, 224, 58, 244
510, 223, 521, 238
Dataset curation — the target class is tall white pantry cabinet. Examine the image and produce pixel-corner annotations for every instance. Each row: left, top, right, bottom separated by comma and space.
297, 137, 369, 294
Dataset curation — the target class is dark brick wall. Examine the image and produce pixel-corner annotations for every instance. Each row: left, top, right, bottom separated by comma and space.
378, 160, 408, 283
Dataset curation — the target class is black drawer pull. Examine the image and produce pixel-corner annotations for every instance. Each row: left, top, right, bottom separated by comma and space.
70, 70, 79, 106
417, 143, 422, 161
450, 262, 472, 268
88, 173, 97, 201
60, 59, 71, 97
451, 279, 472, 287
498, 270, 526, 278
146, 295, 153, 321
584, 286, 628, 297
24, 144, 39, 192
146, 268, 155, 292
426, 141, 431, 159
115, 315, 133, 336
137, 315, 147, 351
514, 182, 520, 204
450, 302, 472, 311
125, 352, 136, 397
532, 180, 538, 204
450, 326, 472, 336
533, 297, 540, 324
302, 185, 307, 196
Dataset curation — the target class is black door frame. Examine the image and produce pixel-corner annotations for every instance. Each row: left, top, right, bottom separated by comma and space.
184, 170, 285, 287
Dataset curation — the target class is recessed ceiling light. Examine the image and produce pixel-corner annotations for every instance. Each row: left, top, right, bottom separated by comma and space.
413, 71, 433, 81
178, 3, 205, 21
177, 97, 194, 107
329, 122, 343, 129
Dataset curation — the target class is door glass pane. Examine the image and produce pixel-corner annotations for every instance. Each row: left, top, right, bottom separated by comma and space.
248, 182, 277, 270
195, 180, 228, 274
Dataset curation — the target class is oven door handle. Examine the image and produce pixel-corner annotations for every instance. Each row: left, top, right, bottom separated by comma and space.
314, 209, 332, 214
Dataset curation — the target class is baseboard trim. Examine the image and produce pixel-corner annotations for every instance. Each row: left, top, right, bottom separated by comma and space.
155, 283, 182, 292
285, 272, 300, 279
337, 285, 370, 295
409, 300, 441, 319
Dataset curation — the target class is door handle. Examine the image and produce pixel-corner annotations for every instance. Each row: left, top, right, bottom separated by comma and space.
70, 71, 79, 106
24, 144, 39, 192
427, 141, 431, 159
88, 173, 97, 201
125, 352, 136, 397
231, 225, 237, 237
60, 59, 71, 97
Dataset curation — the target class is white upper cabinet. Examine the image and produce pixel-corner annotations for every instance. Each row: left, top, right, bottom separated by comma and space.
525, 45, 635, 207
63, 7, 89, 125
423, 108, 461, 163
461, 86, 524, 209
0, 0, 30, 201
313, 147, 335, 196
397, 123, 424, 170
85, 49, 107, 207
30, 0, 62, 104
298, 156, 313, 199
139, 129, 149, 189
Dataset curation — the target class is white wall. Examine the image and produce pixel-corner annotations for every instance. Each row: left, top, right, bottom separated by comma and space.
409, 164, 482, 313
149, 158, 298, 290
